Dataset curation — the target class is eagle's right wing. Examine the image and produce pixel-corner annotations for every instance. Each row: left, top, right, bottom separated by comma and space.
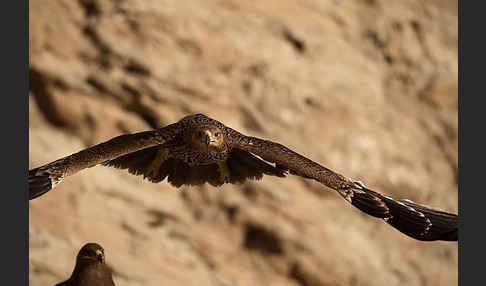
29, 123, 181, 200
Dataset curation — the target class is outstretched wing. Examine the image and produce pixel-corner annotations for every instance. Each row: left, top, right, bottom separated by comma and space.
29, 123, 181, 200
230, 133, 458, 242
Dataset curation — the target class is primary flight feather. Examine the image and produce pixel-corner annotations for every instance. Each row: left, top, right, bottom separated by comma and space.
29, 113, 458, 242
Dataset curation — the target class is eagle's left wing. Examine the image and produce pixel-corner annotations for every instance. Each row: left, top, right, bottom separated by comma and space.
230, 133, 458, 242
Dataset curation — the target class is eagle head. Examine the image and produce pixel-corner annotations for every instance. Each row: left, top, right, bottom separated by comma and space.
190, 126, 225, 152
76, 243, 105, 264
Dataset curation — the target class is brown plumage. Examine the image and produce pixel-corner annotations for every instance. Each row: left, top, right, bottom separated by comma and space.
55, 243, 115, 286
29, 113, 458, 242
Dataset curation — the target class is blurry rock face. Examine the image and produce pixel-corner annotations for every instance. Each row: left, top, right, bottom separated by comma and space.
29, 0, 457, 285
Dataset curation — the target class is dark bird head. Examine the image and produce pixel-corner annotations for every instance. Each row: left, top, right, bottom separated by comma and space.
58, 242, 116, 286
76, 243, 105, 264
190, 126, 224, 151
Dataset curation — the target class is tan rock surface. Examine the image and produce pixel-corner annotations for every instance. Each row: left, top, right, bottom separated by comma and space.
29, 0, 458, 285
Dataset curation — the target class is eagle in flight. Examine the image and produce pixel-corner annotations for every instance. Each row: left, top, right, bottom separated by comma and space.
29, 113, 458, 242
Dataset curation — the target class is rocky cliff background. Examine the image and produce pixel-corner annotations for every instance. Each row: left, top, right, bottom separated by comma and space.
29, 0, 458, 285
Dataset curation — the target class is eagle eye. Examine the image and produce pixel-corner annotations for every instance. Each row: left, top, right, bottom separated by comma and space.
214, 132, 220, 137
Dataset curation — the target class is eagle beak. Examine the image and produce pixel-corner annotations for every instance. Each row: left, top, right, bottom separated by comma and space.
205, 134, 211, 146
96, 250, 103, 263
203, 130, 213, 146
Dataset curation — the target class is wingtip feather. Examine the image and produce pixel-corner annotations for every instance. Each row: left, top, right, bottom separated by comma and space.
29, 168, 54, 200
345, 184, 458, 242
